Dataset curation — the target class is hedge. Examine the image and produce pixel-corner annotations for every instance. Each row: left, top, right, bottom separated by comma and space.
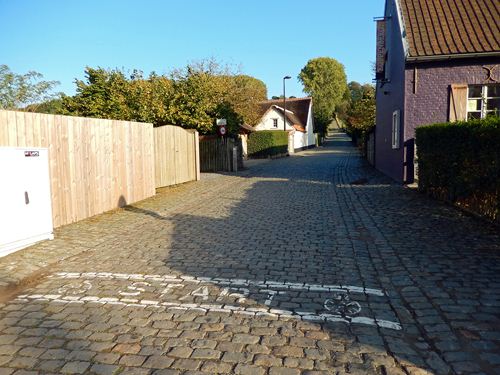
415, 116, 500, 223
248, 130, 288, 158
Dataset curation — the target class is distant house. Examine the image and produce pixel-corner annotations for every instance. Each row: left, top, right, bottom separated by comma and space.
238, 123, 255, 158
374, 0, 500, 183
253, 97, 316, 153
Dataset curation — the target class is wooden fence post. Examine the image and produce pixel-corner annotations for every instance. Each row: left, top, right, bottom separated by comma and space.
194, 130, 200, 181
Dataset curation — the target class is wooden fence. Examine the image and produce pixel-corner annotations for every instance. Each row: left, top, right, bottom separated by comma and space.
0, 110, 156, 227
154, 125, 200, 187
199, 136, 242, 172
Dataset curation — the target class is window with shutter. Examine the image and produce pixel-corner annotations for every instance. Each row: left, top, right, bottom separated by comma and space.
449, 84, 468, 122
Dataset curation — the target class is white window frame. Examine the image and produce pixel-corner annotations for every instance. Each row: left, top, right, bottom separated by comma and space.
391, 109, 400, 149
467, 84, 500, 120
272, 118, 278, 128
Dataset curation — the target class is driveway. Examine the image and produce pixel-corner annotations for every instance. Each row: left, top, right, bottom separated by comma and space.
0, 133, 499, 375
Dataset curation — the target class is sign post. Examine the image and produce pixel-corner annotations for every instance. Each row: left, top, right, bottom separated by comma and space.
216, 118, 227, 137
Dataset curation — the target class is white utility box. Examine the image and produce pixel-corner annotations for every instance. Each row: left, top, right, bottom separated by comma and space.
0, 147, 54, 257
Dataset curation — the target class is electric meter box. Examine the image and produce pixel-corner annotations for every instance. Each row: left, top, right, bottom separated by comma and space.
0, 147, 54, 257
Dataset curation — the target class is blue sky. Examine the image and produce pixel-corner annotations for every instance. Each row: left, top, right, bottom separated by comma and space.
0, 0, 383, 98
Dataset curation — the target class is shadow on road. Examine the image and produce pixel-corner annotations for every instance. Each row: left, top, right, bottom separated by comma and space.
118, 133, 500, 373
1, 133, 499, 374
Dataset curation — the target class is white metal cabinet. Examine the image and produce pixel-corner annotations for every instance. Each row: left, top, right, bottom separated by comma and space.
0, 147, 54, 257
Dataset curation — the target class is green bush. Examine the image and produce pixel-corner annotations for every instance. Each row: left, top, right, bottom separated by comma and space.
248, 130, 288, 158
415, 116, 500, 223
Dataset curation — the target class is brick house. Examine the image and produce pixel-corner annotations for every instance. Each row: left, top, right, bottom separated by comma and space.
374, 0, 500, 183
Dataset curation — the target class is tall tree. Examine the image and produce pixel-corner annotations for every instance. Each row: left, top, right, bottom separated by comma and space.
298, 57, 348, 134
61, 67, 133, 120
227, 75, 267, 126
0, 64, 60, 109
61, 60, 268, 135
345, 82, 376, 148
126, 71, 174, 125
169, 60, 233, 133
347, 84, 375, 132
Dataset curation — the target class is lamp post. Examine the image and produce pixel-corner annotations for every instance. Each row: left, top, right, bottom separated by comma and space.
283, 76, 291, 131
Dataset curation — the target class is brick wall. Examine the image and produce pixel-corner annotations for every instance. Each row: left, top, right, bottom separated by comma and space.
375, 0, 499, 184
403, 58, 499, 182
404, 58, 500, 141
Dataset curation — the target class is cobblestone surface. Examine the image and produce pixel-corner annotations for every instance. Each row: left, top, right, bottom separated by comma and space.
0, 132, 499, 374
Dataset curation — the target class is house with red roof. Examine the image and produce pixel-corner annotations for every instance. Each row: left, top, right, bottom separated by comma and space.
374, 0, 500, 183
253, 97, 316, 153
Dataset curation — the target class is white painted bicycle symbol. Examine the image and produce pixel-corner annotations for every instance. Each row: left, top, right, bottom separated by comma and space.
324, 292, 361, 316
58, 280, 92, 295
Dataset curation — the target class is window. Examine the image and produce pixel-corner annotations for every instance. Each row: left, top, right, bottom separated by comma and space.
272, 118, 278, 128
467, 84, 500, 120
392, 110, 400, 149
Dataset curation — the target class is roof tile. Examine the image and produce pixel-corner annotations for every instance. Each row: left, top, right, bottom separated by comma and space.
399, 0, 500, 57
258, 97, 312, 129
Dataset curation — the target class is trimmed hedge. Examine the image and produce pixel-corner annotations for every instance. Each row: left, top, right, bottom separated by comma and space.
415, 116, 500, 223
248, 130, 288, 158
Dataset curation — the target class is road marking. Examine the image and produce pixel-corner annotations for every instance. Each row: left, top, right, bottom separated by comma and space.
119, 281, 150, 296
49, 272, 386, 296
57, 280, 92, 295
16, 272, 403, 330
15, 293, 401, 330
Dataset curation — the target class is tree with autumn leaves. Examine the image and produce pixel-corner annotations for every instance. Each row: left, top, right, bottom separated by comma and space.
3, 58, 375, 141
61, 61, 267, 135
346, 82, 375, 130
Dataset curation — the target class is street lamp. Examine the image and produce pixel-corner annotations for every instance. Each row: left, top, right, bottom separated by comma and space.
283, 76, 291, 131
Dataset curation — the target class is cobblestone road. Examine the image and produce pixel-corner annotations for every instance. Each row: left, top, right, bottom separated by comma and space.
1, 133, 499, 375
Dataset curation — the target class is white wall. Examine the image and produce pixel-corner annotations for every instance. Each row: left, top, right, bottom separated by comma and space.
254, 107, 295, 132
239, 134, 248, 158
293, 130, 307, 150
306, 101, 316, 147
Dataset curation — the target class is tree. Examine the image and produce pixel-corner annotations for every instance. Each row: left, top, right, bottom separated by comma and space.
61, 60, 268, 135
171, 66, 267, 134
298, 57, 348, 134
347, 84, 375, 132
61, 67, 133, 120
168, 60, 233, 134
61, 67, 175, 125
126, 71, 174, 125
345, 82, 375, 148
336, 81, 375, 124
0, 64, 60, 109
25, 98, 64, 114
227, 75, 267, 126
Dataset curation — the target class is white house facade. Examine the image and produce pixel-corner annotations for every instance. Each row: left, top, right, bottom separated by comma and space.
253, 97, 315, 153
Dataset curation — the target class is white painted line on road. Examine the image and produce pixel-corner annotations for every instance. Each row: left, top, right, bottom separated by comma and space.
49, 272, 385, 296
15, 293, 402, 330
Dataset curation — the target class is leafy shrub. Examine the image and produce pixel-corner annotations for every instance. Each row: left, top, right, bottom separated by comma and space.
415, 116, 500, 223
248, 130, 288, 158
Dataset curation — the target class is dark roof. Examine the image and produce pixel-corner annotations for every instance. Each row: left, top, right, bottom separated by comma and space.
238, 123, 256, 134
399, 0, 500, 58
258, 97, 312, 132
